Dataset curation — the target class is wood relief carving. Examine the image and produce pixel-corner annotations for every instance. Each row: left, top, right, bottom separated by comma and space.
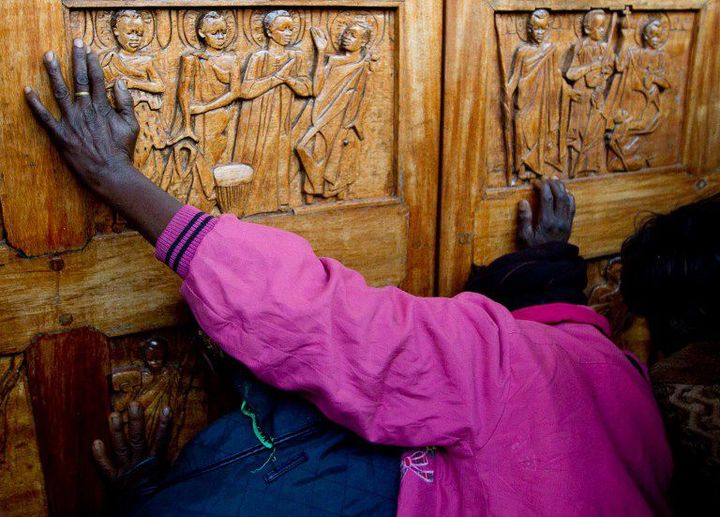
0, 356, 46, 516
68, 8, 395, 221
495, 8, 695, 186
110, 329, 219, 460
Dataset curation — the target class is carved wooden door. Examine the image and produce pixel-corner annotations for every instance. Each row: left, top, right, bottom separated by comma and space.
440, 0, 720, 356
0, 1, 441, 514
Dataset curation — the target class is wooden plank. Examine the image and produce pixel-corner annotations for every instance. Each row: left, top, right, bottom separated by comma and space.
685, 0, 720, 176
397, 0, 443, 296
25, 329, 111, 517
0, 202, 408, 354
0, 0, 93, 256
0, 356, 47, 517
438, 0, 495, 296
474, 171, 720, 264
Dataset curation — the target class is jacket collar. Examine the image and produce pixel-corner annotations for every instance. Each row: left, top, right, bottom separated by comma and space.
511, 303, 612, 338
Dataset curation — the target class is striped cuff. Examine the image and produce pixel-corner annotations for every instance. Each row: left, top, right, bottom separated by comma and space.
155, 205, 218, 279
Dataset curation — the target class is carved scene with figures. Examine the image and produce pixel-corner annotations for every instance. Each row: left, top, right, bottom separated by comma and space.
494, 8, 695, 187
69, 7, 395, 221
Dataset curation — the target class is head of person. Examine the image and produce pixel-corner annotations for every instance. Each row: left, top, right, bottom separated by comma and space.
264, 10, 294, 46
112, 9, 145, 52
621, 193, 720, 356
340, 22, 372, 53
642, 19, 666, 50
527, 9, 550, 45
198, 11, 228, 50
583, 9, 607, 42
143, 337, 168, 374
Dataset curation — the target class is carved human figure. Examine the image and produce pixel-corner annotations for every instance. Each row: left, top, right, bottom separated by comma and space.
230, 10, 312, 215
503, 10, 568, 182
164, 11, 242, 214
113, 338, 191, 450
606, 15, 671, 170
565, 9, 615, 177
101, 9, 167, 185
296, 22, 374, 202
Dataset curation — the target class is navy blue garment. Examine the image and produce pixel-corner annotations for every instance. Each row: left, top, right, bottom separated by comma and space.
130, 364, 400, 517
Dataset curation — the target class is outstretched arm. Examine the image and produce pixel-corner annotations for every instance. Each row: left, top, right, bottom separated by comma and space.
27, 42, 517, 449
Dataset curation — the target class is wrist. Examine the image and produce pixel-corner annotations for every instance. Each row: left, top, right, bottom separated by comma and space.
96, 158, 140, 200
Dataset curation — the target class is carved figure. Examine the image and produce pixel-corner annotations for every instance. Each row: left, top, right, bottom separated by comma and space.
297, 22, 374, 202
101, 10, 167, 185
565, 9, 616, 177
230, 10, 312, 215
164, 11, 242, 214
112, 338, 193, 451
606, 13, 671, 171
503, 10, 568, 183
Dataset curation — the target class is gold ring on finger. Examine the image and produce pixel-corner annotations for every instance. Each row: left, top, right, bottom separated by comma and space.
75, 91, 90, 97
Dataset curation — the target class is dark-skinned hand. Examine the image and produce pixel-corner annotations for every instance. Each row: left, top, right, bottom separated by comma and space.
92, 401, 172, 501
24, 40, 181, 245
517, 179, 576, 248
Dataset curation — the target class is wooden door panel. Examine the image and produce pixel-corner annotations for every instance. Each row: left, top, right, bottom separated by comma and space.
0, 1, 440, 515
440, 0, 720, 296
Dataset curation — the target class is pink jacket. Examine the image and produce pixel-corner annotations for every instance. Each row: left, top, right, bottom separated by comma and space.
156, 206, 672, 516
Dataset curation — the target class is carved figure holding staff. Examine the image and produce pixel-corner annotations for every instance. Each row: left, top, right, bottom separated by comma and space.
231, 10, 312, 216
503, 9, 570, 183
565, 9, 616, 177
297, 21, 374, 202
101, 9, 167, 186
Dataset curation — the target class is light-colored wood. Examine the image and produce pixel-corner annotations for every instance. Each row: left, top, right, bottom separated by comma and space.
396, 0, 442, 296
0, 202, 408, 354
0, 357, 47, 517
440, 0, 720, 296
474, 171, 720, 264
0, 0, 94, 256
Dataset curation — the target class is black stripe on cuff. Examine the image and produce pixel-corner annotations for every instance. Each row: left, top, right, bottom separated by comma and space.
171, 215, 213, 272
164, 212, 205, 265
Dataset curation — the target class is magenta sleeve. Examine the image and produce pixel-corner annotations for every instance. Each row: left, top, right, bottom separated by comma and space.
154, 205, 218, 279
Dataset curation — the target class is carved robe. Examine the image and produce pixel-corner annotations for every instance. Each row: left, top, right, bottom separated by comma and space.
608, 46, 670, 136
297, 55, 372, 198
163, 51, 241, 214
101, 50, 167, 185
566, 39, 612, 176
232, 49, 311, 215
506, 42, 566, 179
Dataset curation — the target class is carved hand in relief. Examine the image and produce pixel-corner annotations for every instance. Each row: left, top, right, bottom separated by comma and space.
274, 57, 297, 82
310, 27, 329, 51
92, 401, 172, 498
24, 40, 139, 196
517, 179, 576, 248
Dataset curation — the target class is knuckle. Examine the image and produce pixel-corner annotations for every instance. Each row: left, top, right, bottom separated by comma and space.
53, 86, 69, 101
76, 72, 89, 86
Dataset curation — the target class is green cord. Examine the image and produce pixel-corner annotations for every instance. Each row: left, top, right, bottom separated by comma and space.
241, 399, 274, 449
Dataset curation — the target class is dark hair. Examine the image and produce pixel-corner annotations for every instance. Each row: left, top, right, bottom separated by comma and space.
620, 193, 720, 354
